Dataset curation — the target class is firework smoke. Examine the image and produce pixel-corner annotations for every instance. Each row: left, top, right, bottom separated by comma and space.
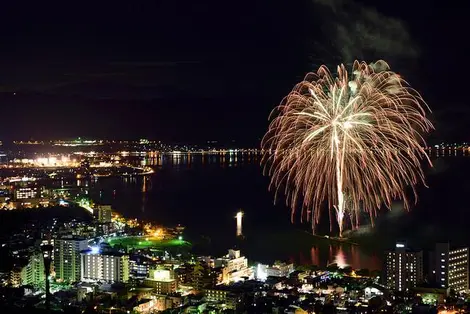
309, 0, 418, 68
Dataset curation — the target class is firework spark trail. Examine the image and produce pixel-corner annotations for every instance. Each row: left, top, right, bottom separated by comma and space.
262, 60, 433, 237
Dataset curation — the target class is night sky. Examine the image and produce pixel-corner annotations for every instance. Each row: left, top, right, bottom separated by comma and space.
0, 1, 466, 144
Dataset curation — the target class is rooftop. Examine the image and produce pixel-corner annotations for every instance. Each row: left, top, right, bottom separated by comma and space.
80, 249, 126, 257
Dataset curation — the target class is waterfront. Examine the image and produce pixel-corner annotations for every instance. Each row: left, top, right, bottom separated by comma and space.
44, 150, 465, 271
0, 149, 468, 312
1, 149, 466, 270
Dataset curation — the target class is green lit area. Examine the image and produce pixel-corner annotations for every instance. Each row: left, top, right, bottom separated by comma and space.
105, 236, 190, 250
421, 293, 438, 305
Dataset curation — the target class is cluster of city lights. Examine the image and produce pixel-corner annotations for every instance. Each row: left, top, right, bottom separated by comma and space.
11, 156, 79, 168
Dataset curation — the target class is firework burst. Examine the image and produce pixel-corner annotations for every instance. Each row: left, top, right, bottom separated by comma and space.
262, 60, 433, 237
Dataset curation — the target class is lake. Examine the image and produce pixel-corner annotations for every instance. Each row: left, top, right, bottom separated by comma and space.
79, 151, 469, 271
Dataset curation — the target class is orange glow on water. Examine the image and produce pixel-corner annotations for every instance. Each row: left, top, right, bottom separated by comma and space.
291, 244, 382, 270
333, 246, 348, 268
311, 247, 320, 266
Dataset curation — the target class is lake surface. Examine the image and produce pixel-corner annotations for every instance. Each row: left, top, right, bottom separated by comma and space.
77, 151, 470, 271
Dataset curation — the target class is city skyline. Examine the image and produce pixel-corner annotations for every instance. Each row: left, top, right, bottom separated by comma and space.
0, 130, 469, 312
0, 1, 469, 312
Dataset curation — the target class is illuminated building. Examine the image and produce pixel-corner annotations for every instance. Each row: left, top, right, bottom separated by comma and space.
266, 262, 295, 278
385, 241, 423, 291
9, 267, 23, 287
215, 249, 253, 284
143, 269, 177, 294
14, 186, 39, 200
53, 237, 88, 283
153, 295, 182, 312
0, 151, 6, 163
190, 261, 220, 290
9, 155, 79, 168
255, 262, 295, 282
174, 264, 191, 285
133, 299, 156, 313
8, 251, 45, 288
204, 287, 241, 310
94, 204, 112, 223
130, 259, 150, 279
81, 249, 130, 283
430, 243, 469, 293
25, 251, 46, 288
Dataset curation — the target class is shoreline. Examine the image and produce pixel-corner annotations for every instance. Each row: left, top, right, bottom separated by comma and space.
307, 232, 360, 246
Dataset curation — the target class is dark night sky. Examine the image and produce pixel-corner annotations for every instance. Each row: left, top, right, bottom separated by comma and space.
0, 1, 466, 144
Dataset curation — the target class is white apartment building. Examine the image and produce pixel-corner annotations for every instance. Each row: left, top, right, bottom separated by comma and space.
81, 250, 129, 283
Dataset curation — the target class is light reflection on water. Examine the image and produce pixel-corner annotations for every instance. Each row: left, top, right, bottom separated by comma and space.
290, 244, 381, 270
129, 152, 259, 168
53, 153, 386, 269
107, 150, 467, 270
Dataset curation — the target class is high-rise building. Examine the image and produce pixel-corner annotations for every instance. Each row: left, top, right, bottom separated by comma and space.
53, 237, 88, 283
81, 249, 129, 283
385, 241, 423, 291
204, 287, 241, 310
9, 266, 24, 287
24, 251, 46, 288
190, 261, 220, 290
215, 249, 253, 284
143, 268, 177, 294
94, 205, 112, 223
9, 251, 45, 288
429, 243, 469, 293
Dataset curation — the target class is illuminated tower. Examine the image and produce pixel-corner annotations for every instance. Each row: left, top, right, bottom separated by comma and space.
235, 211, 243, 237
